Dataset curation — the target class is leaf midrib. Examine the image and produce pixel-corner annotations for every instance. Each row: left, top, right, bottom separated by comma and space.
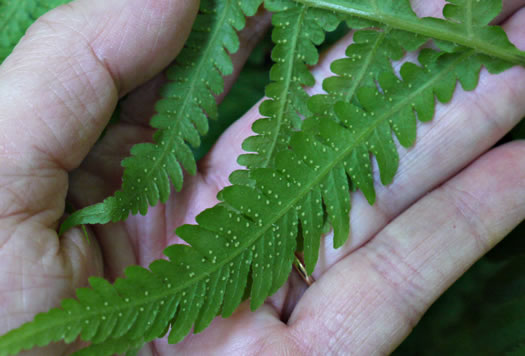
294, 0, 525, 65
260, 6, 308, 168
343, 28, 388, 103
249, 51, 477, 255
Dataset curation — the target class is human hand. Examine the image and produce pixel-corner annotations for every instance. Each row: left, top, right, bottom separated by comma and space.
0, 0, 524, 355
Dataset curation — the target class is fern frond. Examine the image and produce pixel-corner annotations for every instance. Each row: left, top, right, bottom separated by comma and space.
0, 0, 71, 63
60, 0, 263, 233
232, 0, 341, 184
186, 46, 509, 311
296, 0, 525, 66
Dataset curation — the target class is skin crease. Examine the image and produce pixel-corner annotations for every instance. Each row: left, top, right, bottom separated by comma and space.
0, 1, 524, 355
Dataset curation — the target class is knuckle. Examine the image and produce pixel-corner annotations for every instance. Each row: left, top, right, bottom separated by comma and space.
442, 183, 493, 252
362, 235, 429, 329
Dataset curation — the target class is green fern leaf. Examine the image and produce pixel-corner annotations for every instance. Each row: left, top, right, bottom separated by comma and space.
219, 46, 511, 290
232, 0, 341, 184
0, 253, 202, 355
0, 0, 71, 63
60, 0, 264, 234
308, 23, 427, 106
296, 0, 525, 65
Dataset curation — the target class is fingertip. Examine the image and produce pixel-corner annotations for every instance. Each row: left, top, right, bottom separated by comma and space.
476, 140, 525, 195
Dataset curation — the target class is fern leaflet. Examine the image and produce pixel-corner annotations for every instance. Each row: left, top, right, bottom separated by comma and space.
60, 0, 264, 233
71, 336, 144, 356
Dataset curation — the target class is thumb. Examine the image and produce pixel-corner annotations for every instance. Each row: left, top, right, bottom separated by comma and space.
0, 0, 198, 226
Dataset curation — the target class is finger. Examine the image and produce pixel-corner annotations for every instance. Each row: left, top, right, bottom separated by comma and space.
0, 0, 198, 224
0, 4, 197, 349
411, 0, 525, 20
287, 140, 525, 355
0, 223, 103, 354
493, 0, 525, 23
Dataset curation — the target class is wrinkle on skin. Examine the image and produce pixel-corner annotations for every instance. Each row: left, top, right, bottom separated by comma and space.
443, 184, 494, 251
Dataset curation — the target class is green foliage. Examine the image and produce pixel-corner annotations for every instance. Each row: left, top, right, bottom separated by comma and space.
0, 0, 71, 62
60, 0, 264, 233
1, 0, 525, 355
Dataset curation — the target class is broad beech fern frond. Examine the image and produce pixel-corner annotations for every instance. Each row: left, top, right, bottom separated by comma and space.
0, 0, 70, 62
60, 0, 264, 233
1, 0, 524, 355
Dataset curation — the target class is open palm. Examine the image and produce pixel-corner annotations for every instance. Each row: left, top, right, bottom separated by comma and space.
0, 0, 524, 355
